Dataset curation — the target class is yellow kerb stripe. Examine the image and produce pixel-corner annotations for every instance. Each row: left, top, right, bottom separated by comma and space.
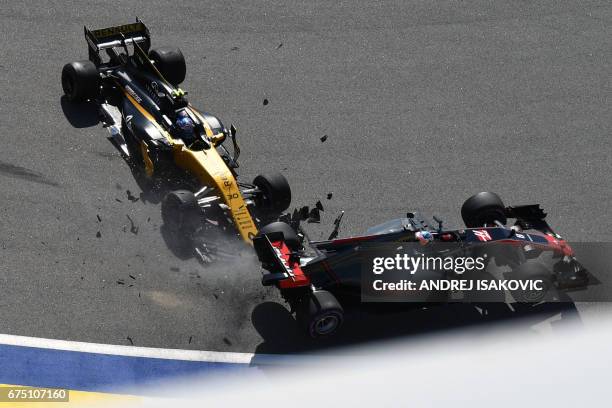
0, 384, 140, 407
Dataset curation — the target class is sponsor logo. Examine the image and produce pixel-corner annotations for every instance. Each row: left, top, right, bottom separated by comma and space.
145, 81, 162, 104
273, 246, 292, 273
92, 23, 142, 39
125, 85, 142, 103
473, 229, 492, 242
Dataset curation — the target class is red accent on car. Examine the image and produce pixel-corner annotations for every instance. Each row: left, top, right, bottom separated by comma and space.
543, 234, 574, 257
329, 234, 379, 246
270, 240, 310, 289
473, 229, 492, 242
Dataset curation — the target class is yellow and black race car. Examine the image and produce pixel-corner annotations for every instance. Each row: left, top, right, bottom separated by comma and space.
61, 20, 291, 247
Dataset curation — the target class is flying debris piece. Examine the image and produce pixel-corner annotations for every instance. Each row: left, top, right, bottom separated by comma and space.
194, 246, 213, 264
299, 206, 310, 220
223, 337, 232, 346
282, 209, 302, 230
189, 336, 193, 344
170, 266, 180, 272
276, 43, 283, 49
126, 336, 134, 345
327, 192, 333, 200
115, 198, 123, 203
126, 190, 139, 202
96, 214, 102, 222
328, 211, 345, 240
320, 135, 328, 142
316, 201, 324, 211
126, 215, 139, 234
263, 98, 269, 106
129, 274, 136, 280
96, 231, 101, 238
230, 46, 239, 51
117, 279, 125, 285
279, 212, 292, 224
291, 208, 300, 221
307, 207, 321, 223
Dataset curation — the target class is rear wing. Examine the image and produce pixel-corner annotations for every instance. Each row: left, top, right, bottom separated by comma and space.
505, 204, 555, 235
253, 233, 310, 288
84, 19, 151, 65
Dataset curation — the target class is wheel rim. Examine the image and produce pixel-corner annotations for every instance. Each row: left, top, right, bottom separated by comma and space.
522, 284, 548, 302
314, 314, 339, 335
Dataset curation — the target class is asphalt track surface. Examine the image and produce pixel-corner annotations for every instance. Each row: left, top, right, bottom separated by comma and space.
0, 1, 610, 354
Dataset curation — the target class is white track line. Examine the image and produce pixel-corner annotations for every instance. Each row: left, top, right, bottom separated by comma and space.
0, 333, 310, 366
0, 333, 258, 364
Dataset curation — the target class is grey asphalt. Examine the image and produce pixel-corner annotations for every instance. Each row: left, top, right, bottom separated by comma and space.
0, 1, 610, 353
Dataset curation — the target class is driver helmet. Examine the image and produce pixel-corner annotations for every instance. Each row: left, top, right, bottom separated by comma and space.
416, 230, 434, 245
176, 110, 194, 132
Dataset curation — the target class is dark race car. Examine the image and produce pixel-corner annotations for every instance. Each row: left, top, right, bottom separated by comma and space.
253, 192, 593, 338
62, 20, 291, 251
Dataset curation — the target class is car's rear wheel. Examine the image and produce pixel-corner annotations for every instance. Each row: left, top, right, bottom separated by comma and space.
510, 262, 556, 303
253, 172, 291, 214
297, 290, 344, 338
161, 190, 200, 233
149, 47, 186, 86
61, 60, 99, 102
461, 192, 507, 228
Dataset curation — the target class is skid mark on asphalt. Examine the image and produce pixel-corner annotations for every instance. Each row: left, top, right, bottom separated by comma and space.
0, 161, 59, 187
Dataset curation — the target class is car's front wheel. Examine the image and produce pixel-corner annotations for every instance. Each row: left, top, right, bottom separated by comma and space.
161, 190, 200, 234
253, 172, 291, 214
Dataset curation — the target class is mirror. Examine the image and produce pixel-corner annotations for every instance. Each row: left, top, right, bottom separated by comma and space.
230, 124, 240, 162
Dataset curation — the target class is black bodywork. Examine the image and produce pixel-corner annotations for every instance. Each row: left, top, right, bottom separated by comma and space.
81, 20, 236, 179
253, 199, 594, 337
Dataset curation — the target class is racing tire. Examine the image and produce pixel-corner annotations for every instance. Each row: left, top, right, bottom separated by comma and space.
510, 262, 556, 303
253, 172, 292, 214
149, 47, 186, 86
61, 60, 99, 102
461, 192, 507, 228
257, 221, 301, 251
161, 190, 200, 233
298, 290, 344, 338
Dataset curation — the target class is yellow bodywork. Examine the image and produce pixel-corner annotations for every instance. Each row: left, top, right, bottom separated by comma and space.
171, 139, 258, 243
122, 90, 258, 243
